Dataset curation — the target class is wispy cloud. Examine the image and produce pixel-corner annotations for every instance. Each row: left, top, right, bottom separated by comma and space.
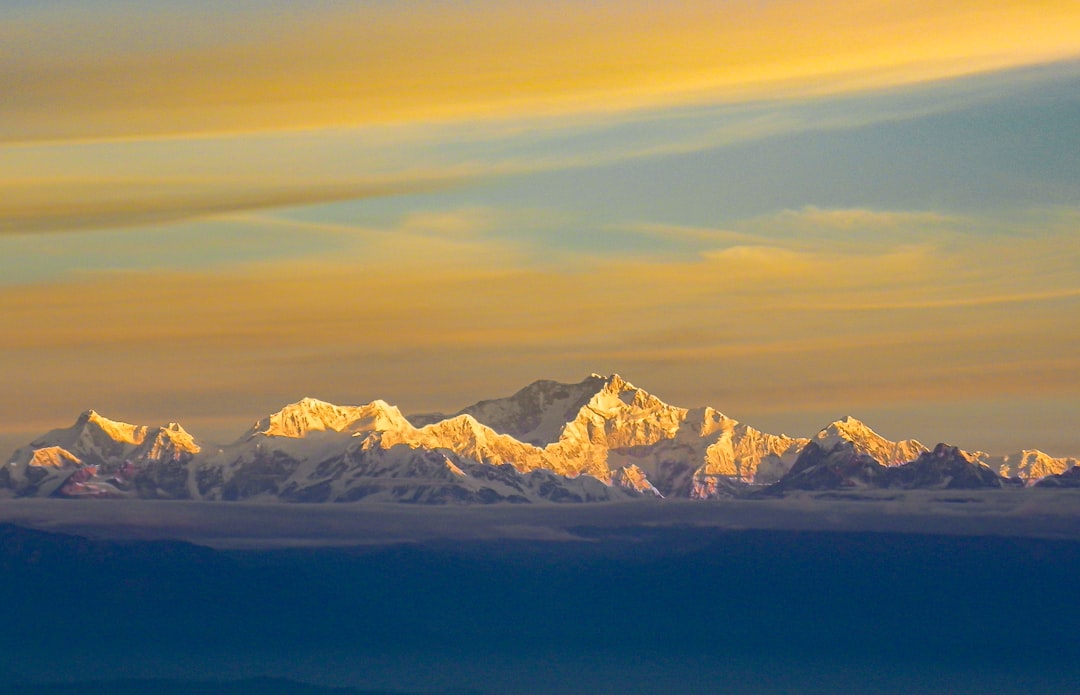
3, 2, 1078, 455
611, 207, 958, 260
3, 0, 1078, 143
763, 207, 958, 232
3, 58, 1073, 241
611, 223, 774, 248
2, 207, 1076, 437
0, 175, 467, 236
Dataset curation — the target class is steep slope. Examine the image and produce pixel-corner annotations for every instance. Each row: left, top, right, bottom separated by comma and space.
975, 450, 1080, 482
193, 395, 644, 503
764, 439, 1015, 494
536, 374, 688, 481
4, 374, 1074, 503
762, 439, 889, 494
409, 374, 608, 445
1, 411, 201, 498
813, 416, 927, 466
606, 406, 805, 496
414, 374, 806, 496
1034, 465, 1080, 488
810, 418, 1075, 485
891, 444, 1015, 489
249, 397, 410, 438
192, 375, 789, 501
474, 374, 804, 493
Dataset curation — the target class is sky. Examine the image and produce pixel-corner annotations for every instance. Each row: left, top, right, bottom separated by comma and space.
1, 0, 1078, 458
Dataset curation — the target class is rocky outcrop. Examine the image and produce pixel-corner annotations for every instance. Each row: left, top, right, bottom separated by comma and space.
1034, 466, 1080, 488
763, 441, 1016, 495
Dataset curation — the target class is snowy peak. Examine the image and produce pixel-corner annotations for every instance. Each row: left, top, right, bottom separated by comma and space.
766, 439, 888, 493
976, 449, 1080, 480
814, 416, 927, 466
2, 410, 204, 499
75, 409, 148, 447
1035, 465, 1080, 488
252, 397, 408, 439
815, 416, 877, 449
55, 412, 195, 457
28, 446, 81, 469
254, 397, 353, 438
409, 374, 802, 492
3, 373, 1075, 503
410, 374, 609, 446
589, 373, 661, 412
412, 413, 543, 469
408, 373, 680, 449
565, 374, 687, 449
19, 409, 153, 464
696, 406, 738, 438
585, 374, 681, 421
767, 440, 1015, 494
890, 443, 1013, 490
136, 422, 201, 459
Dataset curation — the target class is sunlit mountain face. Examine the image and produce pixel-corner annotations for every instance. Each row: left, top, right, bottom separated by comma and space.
1, 378, 1079, 692
2, 382, 1079, 693
4, 374, 1076, 502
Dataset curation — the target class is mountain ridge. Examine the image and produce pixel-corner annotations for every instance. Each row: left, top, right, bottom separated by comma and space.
3, 373, 1074, 502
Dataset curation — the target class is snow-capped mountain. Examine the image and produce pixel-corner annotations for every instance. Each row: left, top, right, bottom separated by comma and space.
410, 374, 806, 497
191, 394, 643, 504
249, 397, 410, 439
409, 375, 608, 446
1, 373, 1074, 503
1034, 465, 1080, 488
812, 416, 927, 466
413, 374, 806, 496
890, 444, 1016, 489
974, 450, 1080, 482
1, 410, 200, 498
762, 440, 1015, 495
760, 439, 889, 493
810, 418, 1076, 484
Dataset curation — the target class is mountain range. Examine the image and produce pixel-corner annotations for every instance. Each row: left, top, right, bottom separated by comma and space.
3, 374, 1077, 502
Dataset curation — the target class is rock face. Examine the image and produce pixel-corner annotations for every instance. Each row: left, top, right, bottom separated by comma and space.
195, 375, 801, 502
891, 444, 1015, 490
409, 375, 607, 446
192, 392, 651, 504
411, 374, 806, 497
2, 411, 200, 498
812, 416, 927, 466
1, 373, 1074, 503
763, 441, 1015, 495
976, 450, 1080, 481
762, 440, 889, 493
1034, 466, 1080, 488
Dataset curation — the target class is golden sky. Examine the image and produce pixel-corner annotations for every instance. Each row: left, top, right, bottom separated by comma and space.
3, 0, 1079, 142
1, 0, 1079, 456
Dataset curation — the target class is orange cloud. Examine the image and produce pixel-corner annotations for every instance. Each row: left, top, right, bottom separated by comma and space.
0, 175, 466, 235
3, 0, 1078, 142
2, 207, 1077, 445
